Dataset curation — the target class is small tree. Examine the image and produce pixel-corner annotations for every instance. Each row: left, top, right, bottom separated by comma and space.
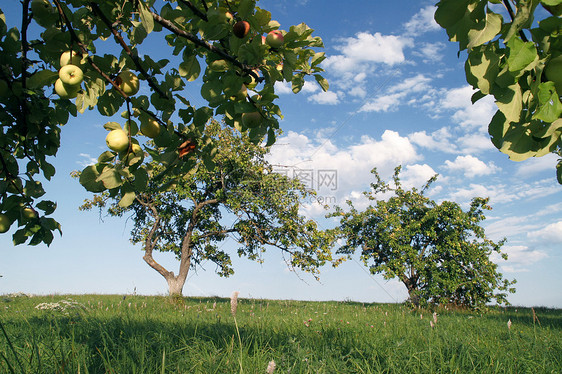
329, 166, 516, 308
79, 121, 334, 296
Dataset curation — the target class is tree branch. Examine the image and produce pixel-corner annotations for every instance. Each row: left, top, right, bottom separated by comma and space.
52, 0, 129, 98
89, 2, 171, 100
501, 0, 529, 42
178, 0, 208, 21
141, 198, 174, 280
150, 9, 257, 75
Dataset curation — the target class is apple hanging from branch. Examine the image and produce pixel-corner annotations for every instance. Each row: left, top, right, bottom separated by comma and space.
265, 30, 284, 48
58, 64, 84, 86
106, 129, 130, 152
115, 70, 140, 96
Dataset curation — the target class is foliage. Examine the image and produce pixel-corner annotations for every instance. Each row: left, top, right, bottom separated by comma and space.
329, 166, 516, 308
79, 121, 335, 295
2, 294, 561, 372
0, 0, 327, 245
435, 0, 562, 183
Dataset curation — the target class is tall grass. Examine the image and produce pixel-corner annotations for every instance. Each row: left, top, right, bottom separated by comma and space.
1, 294, 561, 373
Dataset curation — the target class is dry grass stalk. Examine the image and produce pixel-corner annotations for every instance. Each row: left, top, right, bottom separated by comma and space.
230, 291, 240, 316
266, 360, 276, 373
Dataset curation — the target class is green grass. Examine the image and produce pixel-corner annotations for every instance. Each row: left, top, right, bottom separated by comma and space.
1, 294, 561, 373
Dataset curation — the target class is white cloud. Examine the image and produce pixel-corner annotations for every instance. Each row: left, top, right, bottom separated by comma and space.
441, 86, 497, 130
275, 81, 292, 95
408, 128, 458, 154
401, 164, 437, 189
403, 5, 440, 34
492, 245, 548, 273
444, 155, 499, 178
77, 153, 98, 167
528, 221, 562, 244
308, 91, 340, 105
325, 32, 413, 74
267, 130, 421, 214
412, 42, 446, 63
359, 74, 435, 113
516, 153, 559, 177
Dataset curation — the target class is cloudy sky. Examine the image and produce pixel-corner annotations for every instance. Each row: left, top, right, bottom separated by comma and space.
1, 0, 561, 307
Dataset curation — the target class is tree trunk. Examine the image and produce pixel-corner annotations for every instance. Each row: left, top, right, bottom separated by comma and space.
402, 276, 420, 307
167, 276, 186, 296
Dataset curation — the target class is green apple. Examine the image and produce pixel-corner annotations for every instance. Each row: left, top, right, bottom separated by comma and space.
60, 50, 87, 69
106, 129, 129, 152
115, 70, 140, 96
0, 213, 11, 233
242, 111, 262, 128
233, 21, 250, 38
266, 30, 284, 48
140, 118, 161, 138
545, 55, 562, 95
209, 59, 229, 72
54, 78, 80, 99
230, 84, 247, 101
22, 207, 37, 221
59, 64, 84, 86
0, 79, 9, 98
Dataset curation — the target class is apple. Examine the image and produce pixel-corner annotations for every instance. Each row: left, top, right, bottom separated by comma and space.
233, 21, 250, 38
60, 51, 87, 69
115, 70, 140, 96
0, 80, 9, 99
242, 111, 262, 128
545, 55, 562, 95
140, 118, 161, 138
22, 207, 37, 221
59, 64, 84, 86
209, 60, 229, 72
230, 84, 247, 101
0, 213, 11, 233
106, 129, 129, 152
54, 78, 80, 99
266, 30, 284, 48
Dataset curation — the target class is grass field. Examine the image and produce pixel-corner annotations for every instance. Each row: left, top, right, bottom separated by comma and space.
1, 294, 561, 373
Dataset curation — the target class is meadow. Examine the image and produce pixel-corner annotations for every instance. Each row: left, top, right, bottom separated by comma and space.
1, 294, 561, 373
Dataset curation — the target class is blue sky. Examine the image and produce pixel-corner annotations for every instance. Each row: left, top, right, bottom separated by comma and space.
1, 0, 561, 307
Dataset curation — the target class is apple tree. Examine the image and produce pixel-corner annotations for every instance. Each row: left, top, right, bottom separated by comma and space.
77, 121, 335, 296
0, 0, 328, 245
435, 0, 562, 183
329, 167, 516, 308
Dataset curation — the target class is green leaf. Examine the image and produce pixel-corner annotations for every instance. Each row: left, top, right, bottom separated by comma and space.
27, 70, 58, 89
138, 0, 154, 34
237, 0, 256, 19
534, 83, 562, 122
467, 10, 502, 49
494, 84, 523, 123
506, 37, 538, 73
179, 56, 201, 82
557, 160, 562, 184
79, 165, 106, 193
118, 190, 136, 208
97, 167, 123, 189
103, 122, 122, 131
314, 74, 329, 92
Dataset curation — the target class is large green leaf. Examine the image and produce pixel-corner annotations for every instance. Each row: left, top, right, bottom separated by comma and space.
467, 10, 502, 49
79, 165, 106, 193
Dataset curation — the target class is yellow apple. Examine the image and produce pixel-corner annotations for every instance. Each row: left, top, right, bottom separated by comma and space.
140, 118, 161, 138
0, 213, 11, 233
22, 207, 37, 221
54, 78, 79, 99
115, 70, 140, 96
59, 64, 84, 86
106, 129, 129, 152
60, 51, 87, 69
230, 84, 248, 101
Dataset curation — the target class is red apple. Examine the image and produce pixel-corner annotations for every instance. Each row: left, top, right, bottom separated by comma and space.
233, 21, 250, 38
266, 30, 284, 48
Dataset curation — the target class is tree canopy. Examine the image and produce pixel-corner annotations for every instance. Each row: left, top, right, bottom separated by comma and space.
0, 0, 327, 246
329, 167, 516, 308
435, 0, 562, 183
79, 121, 335, 295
